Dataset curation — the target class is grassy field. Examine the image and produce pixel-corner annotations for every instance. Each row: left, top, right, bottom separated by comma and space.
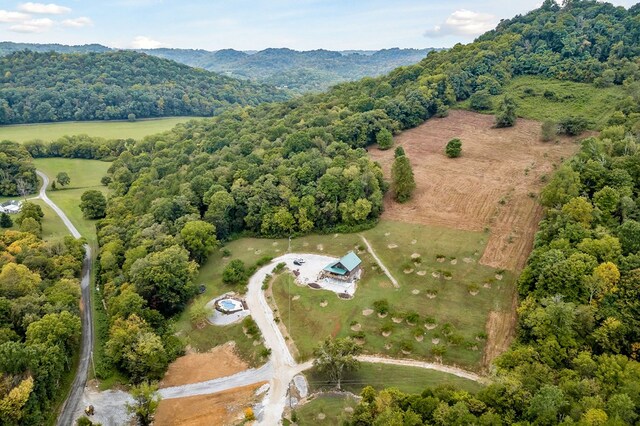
180, 220, 515, 370
457, 76, 627, 129
306, 362, 483, 395
33, 158, 111, 247
0, 116, 200, 143
294, 394, 359, 426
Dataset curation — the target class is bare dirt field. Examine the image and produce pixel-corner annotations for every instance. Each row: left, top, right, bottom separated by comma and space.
154, 383, 265, 426
159, 342, 248, 388
369, 109, 579, 271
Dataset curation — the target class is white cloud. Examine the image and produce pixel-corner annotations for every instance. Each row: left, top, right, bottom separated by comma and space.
9, 17, 54, 33
62, 17, 92, 28
17, 2, 71, 15
0, 10, 31, 22
424, 9, 497, 38
130, 36, 165, 49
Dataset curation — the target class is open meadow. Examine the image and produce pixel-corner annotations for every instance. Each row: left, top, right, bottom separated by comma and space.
33, 158, 111, 246
457, 76, 626, 129
0, 116, 199, 143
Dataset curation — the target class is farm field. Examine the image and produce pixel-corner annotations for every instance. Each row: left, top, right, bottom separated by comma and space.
457, 76, 626, 129
179, 219, 515, 371
33, 158, 111, 246
0, 116, 199, 143
369, 109, 579, 271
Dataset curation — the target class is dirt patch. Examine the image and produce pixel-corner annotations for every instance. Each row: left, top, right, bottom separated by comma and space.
411, 253, 421, 259
403, 268, 414, 274
369, 110, 579, 271
362, 309, 373, 316
160, 343, 247, 388
431, 272, 441, 278
351, 323, 362, 331
416, 270, 426, 276
317, 244, 324, 251
483, 290, 518, 368
495, 274, 503, 281
463, 257, 474, 263
450, 259, 458, 265
387, 243, 398, 249
392, 317, 403, 324
292, 295, 300, 301
382, 331, 392, 337
431, 338, 440, 345
411, 289, 420, 295
320, 300, 328, 308
411, 240, 417, 244
155, 383, 265, 426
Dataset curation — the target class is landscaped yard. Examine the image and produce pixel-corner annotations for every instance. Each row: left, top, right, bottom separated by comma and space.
0, 116, 199, 143
33, 158, 111, 247
178, 220, 515, 371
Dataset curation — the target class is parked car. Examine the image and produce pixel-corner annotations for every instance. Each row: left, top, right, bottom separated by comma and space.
295, 258, 305, 264
293, 260, 302, 266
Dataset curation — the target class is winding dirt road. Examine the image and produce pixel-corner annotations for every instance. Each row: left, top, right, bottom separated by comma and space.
33, 171, 94, 426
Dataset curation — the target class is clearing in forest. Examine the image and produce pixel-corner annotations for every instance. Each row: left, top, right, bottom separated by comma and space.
369, 109, 580, 271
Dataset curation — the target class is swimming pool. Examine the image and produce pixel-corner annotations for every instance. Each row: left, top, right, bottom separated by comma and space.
215, 298, 244, 314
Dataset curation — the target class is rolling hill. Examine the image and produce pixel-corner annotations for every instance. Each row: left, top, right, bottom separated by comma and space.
0, 50, 289, 124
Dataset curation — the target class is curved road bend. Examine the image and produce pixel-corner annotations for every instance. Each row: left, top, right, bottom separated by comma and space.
35, 171, 94, 426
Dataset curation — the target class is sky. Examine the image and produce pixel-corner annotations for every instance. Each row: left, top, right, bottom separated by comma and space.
0, 0, 637, 51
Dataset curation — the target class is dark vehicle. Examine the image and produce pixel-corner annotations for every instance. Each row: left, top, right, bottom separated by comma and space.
293, 260, 302, 266
198, 284, 206, 294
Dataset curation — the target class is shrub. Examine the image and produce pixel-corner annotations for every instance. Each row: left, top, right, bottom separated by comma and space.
373, 299, 390, 314
256, 255, 274, 267
351, 331, 365, 340
543, 90, 556, 100
243, 317, 260, 337
494, 96, 517, 128
469, 90, 492, 111
541, 120, 557, 141
558, 116, 589, 136
400, 340, 413, 352
412, 255, 422, 264
221, 248, 231, 257
244, 407, 255, 421
376, 128, 393, 150
274, 262, 286, 273
380, 323, 393, 333
405, 311, 420, 325
445, 138, 462, 158
222, 259, 247, 285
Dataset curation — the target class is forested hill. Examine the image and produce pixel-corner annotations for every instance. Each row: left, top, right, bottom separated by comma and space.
138, 47, 436, 92
0, 50, 289, 124
0, 41, 434, 93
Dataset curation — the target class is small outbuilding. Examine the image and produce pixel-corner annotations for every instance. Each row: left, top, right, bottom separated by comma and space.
322, 251, 362, 281
0, 200, 22, 214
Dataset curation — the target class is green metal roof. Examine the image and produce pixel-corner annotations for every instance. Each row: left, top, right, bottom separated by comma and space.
323, 251, 362, 275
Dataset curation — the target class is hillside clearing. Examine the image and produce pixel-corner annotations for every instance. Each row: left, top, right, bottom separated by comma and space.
369, 109, 579, 271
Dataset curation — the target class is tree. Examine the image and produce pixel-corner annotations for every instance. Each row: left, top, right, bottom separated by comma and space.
19, 217, 40, 237
79, 190, 106, 219
126, 381, 161, 426
0, 376, 33, 425
0, 213, 13, 228
129, 245, 198, 315
15, 202, 43, 226
180, 220, 217, 263
26, 311, 81, 358
55, 172, 70, 187
0, 263, 41, 298
469, 90, 492, 111
376, 128, 393, 150
313, 337, 361, 390
618, 220, 640, 254
222, 259, 247, 285
494, 96, 517, 128
394, 146, 405, 158
558, 116, 589, 136
445, 138, 462, 158
391, 153, 416, 203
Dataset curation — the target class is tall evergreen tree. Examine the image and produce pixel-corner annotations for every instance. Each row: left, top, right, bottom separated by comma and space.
391, 152, 416, 203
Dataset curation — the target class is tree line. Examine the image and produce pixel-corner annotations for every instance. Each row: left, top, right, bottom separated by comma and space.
0, 50, 289, 124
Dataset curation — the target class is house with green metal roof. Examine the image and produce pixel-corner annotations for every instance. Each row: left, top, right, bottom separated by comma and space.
322, 251, 362, 281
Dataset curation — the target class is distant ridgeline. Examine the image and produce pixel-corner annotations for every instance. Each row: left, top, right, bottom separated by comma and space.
0, 41, 437, 93
0, 50, 289, 124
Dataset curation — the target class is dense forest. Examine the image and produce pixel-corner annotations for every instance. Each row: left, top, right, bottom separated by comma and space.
79, 0, 640, 391
0, 227, 86, 425
0, 42, 435, 93
0, 50, 288, 124
0, 141, 38, 197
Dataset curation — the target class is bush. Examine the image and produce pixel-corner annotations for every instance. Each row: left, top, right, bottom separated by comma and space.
274, 262, 286, 273
558, 116, 589, 135
376, 128, 393, 150
221, 248, 231, 257
255, 255, 274, 267
494, 96, 517, 128
445, 138, 462, 158
373, 299, 390, 314
222, 259, 247, 285
541, 121, 557, 141
469, 90, 492, 111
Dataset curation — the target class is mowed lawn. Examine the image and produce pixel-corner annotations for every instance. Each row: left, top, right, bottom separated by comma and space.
457, 76, 626, 129
295, 394, 359, 426
0, 116, 200, 143
33, 158, 111, 246
181, 220, 515, 371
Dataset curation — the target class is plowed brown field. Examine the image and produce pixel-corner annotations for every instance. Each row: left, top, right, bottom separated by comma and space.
369, 110, 579, 271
